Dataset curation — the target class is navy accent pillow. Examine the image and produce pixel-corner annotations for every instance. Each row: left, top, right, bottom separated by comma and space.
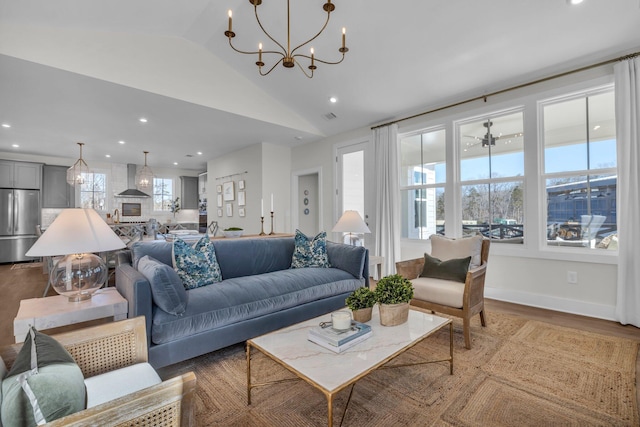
172, 236, 222, 290
420, 253, 471, 283
291, 230, 330, 268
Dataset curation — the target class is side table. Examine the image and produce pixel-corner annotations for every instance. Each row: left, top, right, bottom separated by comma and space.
13, 287, 128, 343
369, 255, 384, 281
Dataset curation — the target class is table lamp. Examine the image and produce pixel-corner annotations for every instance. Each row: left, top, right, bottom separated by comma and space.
332, 210, 371, 245
26, 208, 126, 302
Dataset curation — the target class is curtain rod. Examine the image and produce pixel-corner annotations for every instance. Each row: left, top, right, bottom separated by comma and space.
371, 50, 640, 130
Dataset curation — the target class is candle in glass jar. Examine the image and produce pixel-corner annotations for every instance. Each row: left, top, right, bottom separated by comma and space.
331, 310, 351, 330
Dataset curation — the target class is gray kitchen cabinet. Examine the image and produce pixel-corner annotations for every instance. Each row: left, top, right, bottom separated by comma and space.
180, 176, 199, 210
0, 160, 42, 189
43, 165, 75, 208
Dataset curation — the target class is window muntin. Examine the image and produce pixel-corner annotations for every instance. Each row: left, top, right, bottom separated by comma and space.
399, 128, 445, 239
542, 89, 617, 249
153, 178, 173, 211
79, 173, 106, 211
458, 110, 525, 242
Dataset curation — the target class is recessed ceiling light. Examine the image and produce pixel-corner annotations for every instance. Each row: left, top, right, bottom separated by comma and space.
173, 162, 178, 166
118, 140, 126, 144
329, 97, 338, 103
567, 0, 584, 4
11, 144, 19, 148
2, 124, 11, 128
139, 117, 148, 123
197, 151, 203, 155
593, 125, 601, 130
294, 136, 303, 141
105, 154, 111, 158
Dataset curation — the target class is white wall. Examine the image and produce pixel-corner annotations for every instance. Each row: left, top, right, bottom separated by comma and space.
206, 142, 291, 235
297, 174, 319, 235
291, 65, 621, 321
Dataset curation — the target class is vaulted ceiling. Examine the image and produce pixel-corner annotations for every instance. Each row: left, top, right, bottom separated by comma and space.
1, 0, 639, 170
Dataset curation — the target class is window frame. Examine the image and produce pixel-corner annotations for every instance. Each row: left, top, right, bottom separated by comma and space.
153, 177, 174, 212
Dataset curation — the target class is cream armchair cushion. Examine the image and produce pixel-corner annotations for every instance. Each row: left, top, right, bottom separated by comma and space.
84, 362, 161, 408
412, 277, 465, 308
430, 234, 483, 268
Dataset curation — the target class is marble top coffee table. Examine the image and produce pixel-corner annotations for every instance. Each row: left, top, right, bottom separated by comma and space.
246, 308, 453, 427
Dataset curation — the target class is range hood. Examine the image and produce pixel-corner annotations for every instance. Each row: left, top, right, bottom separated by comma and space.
116, 164, 150, 198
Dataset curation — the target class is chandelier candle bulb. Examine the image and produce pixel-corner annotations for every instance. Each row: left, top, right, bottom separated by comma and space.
342, 27, 346, 49
228, 10, 232, 33
310, 48, 314, 66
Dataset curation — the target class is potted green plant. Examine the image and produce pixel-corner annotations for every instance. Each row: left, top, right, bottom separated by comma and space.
374, 274, 414, 326
345, 287, 376, 323
223, 227, 244, 238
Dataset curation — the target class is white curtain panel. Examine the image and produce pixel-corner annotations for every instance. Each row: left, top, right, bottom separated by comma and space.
373, 124, 401, 277
614, 56, 640, 327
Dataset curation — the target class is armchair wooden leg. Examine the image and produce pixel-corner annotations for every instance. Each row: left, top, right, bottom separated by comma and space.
479, 310, 487, 327
463, 317, 472, 349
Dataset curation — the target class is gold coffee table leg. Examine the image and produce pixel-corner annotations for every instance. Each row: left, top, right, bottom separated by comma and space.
449, 322, 454, 375
246, 341, 252, 404
327, 393, 334, 427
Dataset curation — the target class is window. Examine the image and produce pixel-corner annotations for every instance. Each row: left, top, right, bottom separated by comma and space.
153, 178, 173, 211
457, 110, 525, 242
541, 88, 616, 249
79, 173, 106, 210
399, 128, 446, 239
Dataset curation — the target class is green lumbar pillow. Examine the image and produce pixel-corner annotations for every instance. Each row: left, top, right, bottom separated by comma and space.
420, 253, 471, 283
1, 327, 85, 426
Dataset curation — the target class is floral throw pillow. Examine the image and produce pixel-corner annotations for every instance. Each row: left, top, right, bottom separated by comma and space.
291, 230, 330, 268
172, 236, 222, 290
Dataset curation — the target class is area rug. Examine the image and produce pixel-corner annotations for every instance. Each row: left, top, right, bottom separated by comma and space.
158, 312, 639, 426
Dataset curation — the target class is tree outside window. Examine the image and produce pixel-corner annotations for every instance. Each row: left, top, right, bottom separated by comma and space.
457, 110, 525, 242
541, 88, 617, 249
79, 173, 106, 211
153, 178, 173, 211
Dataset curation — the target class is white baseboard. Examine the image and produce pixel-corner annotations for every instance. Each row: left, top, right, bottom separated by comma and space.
485, 287, 616, 321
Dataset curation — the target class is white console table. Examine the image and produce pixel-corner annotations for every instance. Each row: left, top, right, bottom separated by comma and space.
13, 287, 128, 343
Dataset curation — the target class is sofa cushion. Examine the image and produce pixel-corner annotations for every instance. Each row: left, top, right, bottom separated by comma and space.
430, 234, 483, 268
131, 239, 174, 269
326, 242, 366, 279
138, 255, 187, 316
173, 236, 222, 290
411, 277, 465, 308
291, 230, 330, 268
2, 328, 85, 426
84, 363, 161, 408
420, 253, 471, 283
213, 237, 295, 279
151, 267, 362, 345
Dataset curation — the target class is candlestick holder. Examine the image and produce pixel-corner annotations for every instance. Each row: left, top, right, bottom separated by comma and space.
269, 211, 275, 235
259, 216, 266, 236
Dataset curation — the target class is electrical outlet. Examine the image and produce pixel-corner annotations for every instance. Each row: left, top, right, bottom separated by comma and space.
567, 271, 578, 284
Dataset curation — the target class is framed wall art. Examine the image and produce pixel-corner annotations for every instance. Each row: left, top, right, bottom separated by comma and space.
239, 207, 246, 217
238, 180, 245, 190
226, 203, 233, 217
217, 194, 223, 207
217, 208, 223, 217
216, 185, 222, 193
238, 191, 246, 206
223, 181, 235, 201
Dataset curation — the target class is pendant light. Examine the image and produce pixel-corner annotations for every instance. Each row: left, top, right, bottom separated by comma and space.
66, 142, 91, 186
136, 151, 154, 190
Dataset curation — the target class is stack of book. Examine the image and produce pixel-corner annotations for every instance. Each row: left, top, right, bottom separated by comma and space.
307, 320, 372, 353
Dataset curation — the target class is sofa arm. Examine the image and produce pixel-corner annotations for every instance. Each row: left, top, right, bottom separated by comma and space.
326, 241, 369, 286
116, 264, 154, 346
395, 257, 424, 280
47, 372, 197, 427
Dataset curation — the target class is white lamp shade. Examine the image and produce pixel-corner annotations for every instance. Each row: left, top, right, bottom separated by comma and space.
26, 208, 126, 256
332, 210, 371, 234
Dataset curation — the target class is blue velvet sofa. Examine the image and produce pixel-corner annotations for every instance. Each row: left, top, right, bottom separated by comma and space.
115, 237, 368, 368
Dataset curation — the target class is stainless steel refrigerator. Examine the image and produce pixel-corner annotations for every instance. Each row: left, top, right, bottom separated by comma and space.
0, 189, 41, 263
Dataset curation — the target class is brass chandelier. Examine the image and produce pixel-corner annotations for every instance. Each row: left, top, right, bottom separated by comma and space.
224, 0, 348, 78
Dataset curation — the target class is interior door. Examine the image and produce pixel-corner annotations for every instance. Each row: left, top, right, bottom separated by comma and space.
336, 141, 373, 247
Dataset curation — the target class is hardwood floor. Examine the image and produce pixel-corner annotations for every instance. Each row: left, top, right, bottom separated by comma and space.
2, 261, 639, 409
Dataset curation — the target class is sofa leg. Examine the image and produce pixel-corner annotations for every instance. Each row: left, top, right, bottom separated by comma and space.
463, 317, 471, 349
479, 309, 487, 327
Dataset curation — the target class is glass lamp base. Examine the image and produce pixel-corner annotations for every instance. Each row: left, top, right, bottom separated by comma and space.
49, 253, 107, 302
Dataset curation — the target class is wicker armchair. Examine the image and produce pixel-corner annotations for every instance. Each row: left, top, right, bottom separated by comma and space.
396, 238, 490, 349
0, 317, 196, 426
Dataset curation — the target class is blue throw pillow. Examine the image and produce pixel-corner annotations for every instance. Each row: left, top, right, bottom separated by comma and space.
291, 230, 330, 268
172, 236, 222, 290
138, 255, 188, 315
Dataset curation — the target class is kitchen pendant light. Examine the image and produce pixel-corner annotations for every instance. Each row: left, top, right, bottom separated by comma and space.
135, 151, 154, 190
66, 142, 91, 186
